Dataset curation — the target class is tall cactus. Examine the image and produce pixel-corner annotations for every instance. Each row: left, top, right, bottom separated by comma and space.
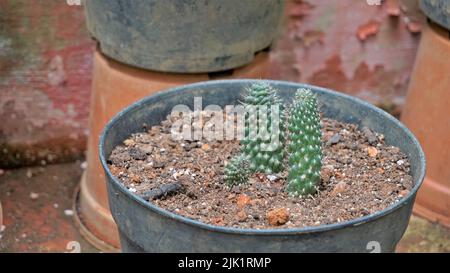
287, 88, 322, 196
241, 82, 285, 174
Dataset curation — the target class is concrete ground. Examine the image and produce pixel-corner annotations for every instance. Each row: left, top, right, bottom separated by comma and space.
0, 162, 449, 253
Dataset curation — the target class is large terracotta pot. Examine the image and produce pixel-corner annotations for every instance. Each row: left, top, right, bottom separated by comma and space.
76, 48, 270, 251
401, 21, 450, 228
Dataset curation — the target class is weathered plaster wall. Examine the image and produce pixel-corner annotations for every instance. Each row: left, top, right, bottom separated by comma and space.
0, 0, 94, 168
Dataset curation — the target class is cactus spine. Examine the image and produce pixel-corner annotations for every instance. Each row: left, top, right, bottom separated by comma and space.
241, 83, 285, 174
287, 88, 322, 196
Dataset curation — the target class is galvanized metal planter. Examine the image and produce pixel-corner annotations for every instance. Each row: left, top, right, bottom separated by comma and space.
421, 0, 450, 31
100, 80, 425, 253
84, 0, 284, 73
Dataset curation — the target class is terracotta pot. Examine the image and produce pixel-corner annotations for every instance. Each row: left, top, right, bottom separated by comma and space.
77, 48, 270, 250
401, 21, 450, 228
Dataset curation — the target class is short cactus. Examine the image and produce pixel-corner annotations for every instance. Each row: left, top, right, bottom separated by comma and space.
287, 88, 322, 196
241, 82, 285, 174
224, 154, 252, 186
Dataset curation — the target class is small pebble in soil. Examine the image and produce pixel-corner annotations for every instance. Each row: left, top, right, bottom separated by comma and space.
152, 161, 165, 169
331, 182, 347, 196
128, 147, 147, 160
124, 139, 135, 146
231, 186, 241, 194
211, 217, 225, 226
267, 174, 279, 182
201, 144, 211, 151
29, 192, 39, 200
267, 208, 290, 226
236, 194, 251, 209
237, 211, 247, 222
64, 209, 74, 216
140, 145, 154, 155
321, 165, 334, 183
367, 147, 378, 157
362, 127, 378, 145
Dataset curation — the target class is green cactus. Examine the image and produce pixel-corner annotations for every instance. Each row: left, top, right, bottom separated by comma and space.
287, 88, 322, 196
241, 82, 285, 174
224, 154, 252, 186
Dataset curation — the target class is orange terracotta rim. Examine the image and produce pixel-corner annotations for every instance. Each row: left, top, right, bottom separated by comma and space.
72, 183, 120, 253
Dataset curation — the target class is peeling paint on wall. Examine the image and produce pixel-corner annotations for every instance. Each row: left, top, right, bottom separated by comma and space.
270, 0, 425, 115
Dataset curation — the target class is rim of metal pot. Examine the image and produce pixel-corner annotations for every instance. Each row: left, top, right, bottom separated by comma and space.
99, 79, 426, 236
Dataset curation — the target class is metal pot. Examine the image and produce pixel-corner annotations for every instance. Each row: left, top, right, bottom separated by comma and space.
84, 0, 284, 73
420, 0, 450, 31
100, 80, 425, 252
